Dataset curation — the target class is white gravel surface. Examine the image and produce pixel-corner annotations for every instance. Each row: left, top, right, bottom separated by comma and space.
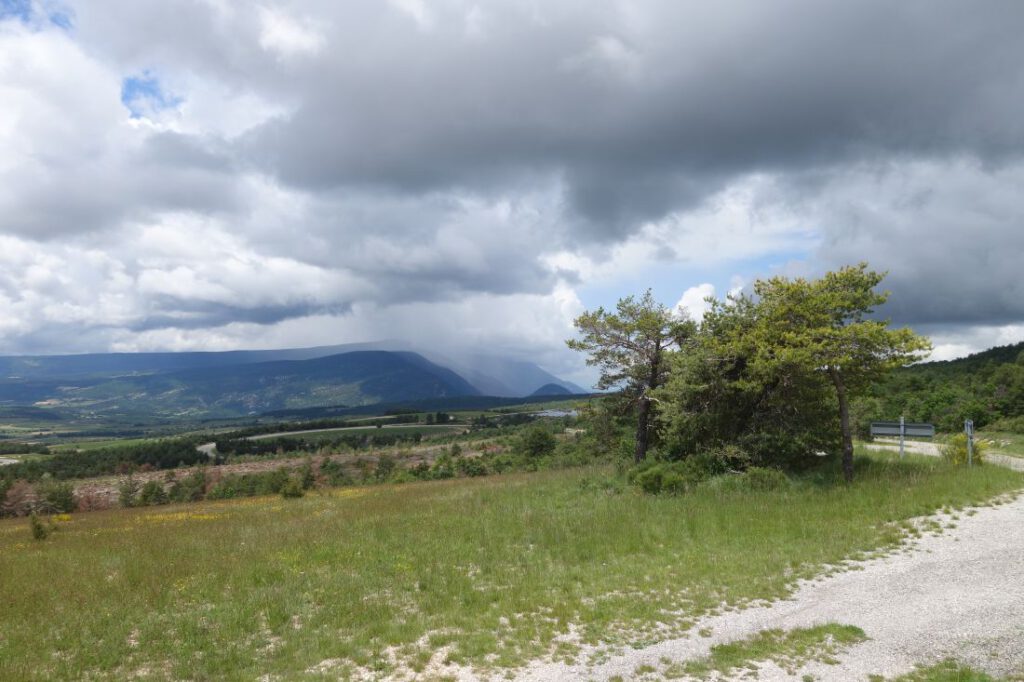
509, 466, 1024, 681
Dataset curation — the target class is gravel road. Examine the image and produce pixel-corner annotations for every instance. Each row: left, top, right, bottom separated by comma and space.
514, 492, 1024, 681
864, 438, 1024, 471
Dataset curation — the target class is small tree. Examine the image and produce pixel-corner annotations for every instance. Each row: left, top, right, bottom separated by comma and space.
568, 290, 696, 462
749, 264, 931, 482
516, 426, 557, 460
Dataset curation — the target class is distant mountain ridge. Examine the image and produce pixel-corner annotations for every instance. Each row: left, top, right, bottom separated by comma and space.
530, 383, 573, 396
0, 344, 583, 420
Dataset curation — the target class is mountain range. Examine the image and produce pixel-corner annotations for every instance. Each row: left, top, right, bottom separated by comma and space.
0, 344, 586, 420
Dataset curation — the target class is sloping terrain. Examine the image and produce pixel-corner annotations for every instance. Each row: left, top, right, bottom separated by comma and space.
530, 383, 573, 396
30, 351, 481, 418
521, 492, 1024, 681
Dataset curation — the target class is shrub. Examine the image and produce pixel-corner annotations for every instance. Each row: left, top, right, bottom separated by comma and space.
319, 459, 354, 486
630, 462, 690, 495
630, 447, 758, 495
516, 427, 557, 460
138, 480, 169, 506
118, 476, 141, 508
986, 416, 1024, 434
941, 433, 986, 466
38, 478, 76, 514
300, 459, 316, 489
29, 512, 50, 541
740, 467, 791, 492
168, 470, 208, 503
280, 476, 305, 499
429, 454, 456, 480
678, 451, 728, 481
483, 452, 517, 474
376, 455, 397, 481
456, 456, 488, 477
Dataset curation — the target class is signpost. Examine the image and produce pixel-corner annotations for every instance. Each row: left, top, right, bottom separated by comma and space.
870, 419, 935, 460
965, 419, 975, 466
900, 415, 905, 459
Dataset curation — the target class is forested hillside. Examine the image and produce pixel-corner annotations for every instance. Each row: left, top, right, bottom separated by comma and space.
858, 342, 1024, 432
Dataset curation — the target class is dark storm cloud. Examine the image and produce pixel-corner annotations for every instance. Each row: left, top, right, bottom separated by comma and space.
802, 160, 1024, 328
232, 0, 1024, 240
3, 0, 1024, 355
129, 300, 353, 332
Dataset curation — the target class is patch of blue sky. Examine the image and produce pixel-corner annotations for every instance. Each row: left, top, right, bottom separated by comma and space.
121, 72, 184, 119
0, 0, 72, 28
576, 249, 812, 314
48, 7, 71, 28
0, 0, 32, 22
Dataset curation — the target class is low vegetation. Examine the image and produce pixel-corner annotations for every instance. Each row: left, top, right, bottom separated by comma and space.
1, 450, 1019, 680
873, 659, 1010, 681
676, 623, 867, 678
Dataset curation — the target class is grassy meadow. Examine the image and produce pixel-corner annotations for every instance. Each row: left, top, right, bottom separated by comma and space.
978, 432, 1024, 459
1, 450, 1021, 680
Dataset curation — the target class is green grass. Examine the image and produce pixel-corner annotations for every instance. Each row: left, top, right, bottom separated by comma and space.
0, 451, 1020, 680
676, 623, 867, 678
873, 659, 1010, 681
977, 431, 1024, 459
50, 437, 160, 452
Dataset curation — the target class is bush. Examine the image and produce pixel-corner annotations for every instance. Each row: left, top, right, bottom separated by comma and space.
516, 427, 557, 460
376, 455, 396, 481
630, 462, 689, 495
429, 454, 456, 480
138, 480, 169, 506
118, 476, 141, 508
280, 476, 305, 499
986, 416, 1024, 434
168, 470, 208, 503
319, 459, 354, 486
300, 459, 316, 489
740, 467, 791, 492
631, 445, 764, 495
456, 456, 488, 477
38, 478, 76, 513
941, 433, 986, 466
483, 452, 517, 474
29, 512, 50, 541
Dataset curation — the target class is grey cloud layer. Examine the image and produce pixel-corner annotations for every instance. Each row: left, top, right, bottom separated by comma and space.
1, 0, 1023, 355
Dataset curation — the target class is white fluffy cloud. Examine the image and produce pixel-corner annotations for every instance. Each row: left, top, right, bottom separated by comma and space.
675, 284, 715, 321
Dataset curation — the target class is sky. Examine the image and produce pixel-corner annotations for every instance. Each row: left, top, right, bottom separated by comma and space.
1, 0, 1023, 386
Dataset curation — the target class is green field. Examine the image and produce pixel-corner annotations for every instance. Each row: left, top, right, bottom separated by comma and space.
249, 424, 464, 443
978, 432, 1024, 459
1, 449, 1020, 680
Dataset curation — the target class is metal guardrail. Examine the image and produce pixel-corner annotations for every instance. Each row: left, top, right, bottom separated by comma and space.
870, 421, 935, 438
870, 418, 935, 459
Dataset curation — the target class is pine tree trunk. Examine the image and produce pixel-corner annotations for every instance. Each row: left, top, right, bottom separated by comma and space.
633, 349, 662, 463
830, 367, 854, 483
634, 397, 651, 463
